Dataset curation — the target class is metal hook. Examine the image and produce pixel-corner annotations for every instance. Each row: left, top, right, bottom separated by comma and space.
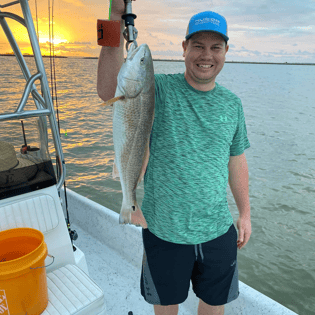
122, 0, 138, 52
123, 26, 138, 51
126, 40, 138, 52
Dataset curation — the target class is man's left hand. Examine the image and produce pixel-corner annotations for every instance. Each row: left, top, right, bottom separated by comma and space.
236, 216, 251, 250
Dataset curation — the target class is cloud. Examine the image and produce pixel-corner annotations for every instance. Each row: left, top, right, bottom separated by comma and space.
144, 0, 315, 30
66, 41, 92, 45
152, 49, 183, 58
223, 0, 315, 21
292, 26, 313, 31
227, 44, 315, 62
240, 46, 261, 56
1, 0, 314, 62
56, 44, 91, 51
231, 24, 315, 39
148, 32, 176, 47
134, 0, 315, 61
61, 0, 85, 7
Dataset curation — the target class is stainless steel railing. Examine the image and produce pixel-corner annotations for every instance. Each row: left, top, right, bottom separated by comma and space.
0, 0, 66, 191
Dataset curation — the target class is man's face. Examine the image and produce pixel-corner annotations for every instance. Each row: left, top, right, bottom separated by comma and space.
182, 32, 229, 91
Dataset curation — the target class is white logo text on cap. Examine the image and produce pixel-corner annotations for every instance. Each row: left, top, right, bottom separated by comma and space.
195, 18, 220, 27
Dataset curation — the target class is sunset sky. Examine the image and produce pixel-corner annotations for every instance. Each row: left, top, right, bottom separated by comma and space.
1, 0, 315, 62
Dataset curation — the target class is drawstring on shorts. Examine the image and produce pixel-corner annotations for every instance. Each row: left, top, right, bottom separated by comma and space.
194, 244, 204, 262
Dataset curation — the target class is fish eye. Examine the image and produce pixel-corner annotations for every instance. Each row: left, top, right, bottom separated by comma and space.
140, 57, 145, 64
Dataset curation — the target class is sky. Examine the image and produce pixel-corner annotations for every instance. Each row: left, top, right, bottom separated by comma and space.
0, 0, 315, 63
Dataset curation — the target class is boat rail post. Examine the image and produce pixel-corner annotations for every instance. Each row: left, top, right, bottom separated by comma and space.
1, 0, 65, 192
0, 9, 48, 112
17, 0, 66, 192
0, 5, 50, 164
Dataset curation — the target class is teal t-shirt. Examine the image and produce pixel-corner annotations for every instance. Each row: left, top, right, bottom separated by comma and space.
141, 73, 250, 245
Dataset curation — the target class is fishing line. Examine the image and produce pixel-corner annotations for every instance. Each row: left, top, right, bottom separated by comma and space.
51, 0, 60, 134
48, 0, 74, 246
48, 0, 58, 180
48, 0, 61, 171
48, 0, 53, 98
34, 0, 39, 41
34, 0, 76, 248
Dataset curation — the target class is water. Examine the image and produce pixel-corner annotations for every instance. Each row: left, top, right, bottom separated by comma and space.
1, 56, 314, 315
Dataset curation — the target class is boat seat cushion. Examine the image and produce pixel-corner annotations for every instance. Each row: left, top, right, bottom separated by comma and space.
43, 264, 106, 315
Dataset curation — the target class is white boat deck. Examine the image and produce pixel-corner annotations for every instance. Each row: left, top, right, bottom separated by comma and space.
0, 184, 298, 315
65, 188, 298, 315
70, 222, 169, 315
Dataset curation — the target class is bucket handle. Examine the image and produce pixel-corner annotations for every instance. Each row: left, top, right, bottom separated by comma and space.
30, 254, 55, 270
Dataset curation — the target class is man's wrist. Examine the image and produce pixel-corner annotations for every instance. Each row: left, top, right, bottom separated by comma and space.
110, 14, 123, 21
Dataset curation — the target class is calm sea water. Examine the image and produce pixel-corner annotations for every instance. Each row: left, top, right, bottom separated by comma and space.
0, 56, 314, 315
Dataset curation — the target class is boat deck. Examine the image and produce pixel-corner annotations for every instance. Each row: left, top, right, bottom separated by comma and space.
71, 222, 192, 315
67, 189, 297, 315
0, 184, 298, 315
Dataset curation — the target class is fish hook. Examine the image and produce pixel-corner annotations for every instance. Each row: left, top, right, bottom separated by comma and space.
122, 0, 138, 52
126, 40, 138, 52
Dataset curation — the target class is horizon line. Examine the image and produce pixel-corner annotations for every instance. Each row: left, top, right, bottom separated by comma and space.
0, 54, 314, 65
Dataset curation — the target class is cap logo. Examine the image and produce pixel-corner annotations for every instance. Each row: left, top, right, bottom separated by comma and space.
195, 17, 220, 27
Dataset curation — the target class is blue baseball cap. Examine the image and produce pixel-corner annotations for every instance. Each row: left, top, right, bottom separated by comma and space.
186, 11, 229, 43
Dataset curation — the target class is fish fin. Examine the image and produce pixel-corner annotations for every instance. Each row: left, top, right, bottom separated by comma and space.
137, 137, 150, 185
101, 95, 125, 107
112, 158, 120, 178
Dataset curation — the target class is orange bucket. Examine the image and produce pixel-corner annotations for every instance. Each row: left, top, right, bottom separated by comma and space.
0, 228, 54, 315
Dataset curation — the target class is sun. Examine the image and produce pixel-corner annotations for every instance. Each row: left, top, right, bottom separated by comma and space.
35, 22, 73, 55
39, 38, 68, 45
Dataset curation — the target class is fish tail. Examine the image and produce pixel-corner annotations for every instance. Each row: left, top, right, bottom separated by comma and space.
119, 203, 147, 228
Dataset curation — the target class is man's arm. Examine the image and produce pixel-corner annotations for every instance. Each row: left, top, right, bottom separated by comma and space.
228, 152, 251, 249
228, 152, 250, 218
97, 3, 125, 102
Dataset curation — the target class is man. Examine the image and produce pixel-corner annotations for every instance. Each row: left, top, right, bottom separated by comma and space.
98, 4, 252, 315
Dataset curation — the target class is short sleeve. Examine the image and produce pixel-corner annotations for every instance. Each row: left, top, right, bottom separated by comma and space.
149, 74, 168, 150
154, 74, 167, 106
230, 99, 250, 156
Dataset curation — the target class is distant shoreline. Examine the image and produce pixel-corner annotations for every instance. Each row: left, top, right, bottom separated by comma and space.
0, 54, 67, 58
0, 54, 314, 65
152, 59, 315, 66
83, 57, 315, 65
